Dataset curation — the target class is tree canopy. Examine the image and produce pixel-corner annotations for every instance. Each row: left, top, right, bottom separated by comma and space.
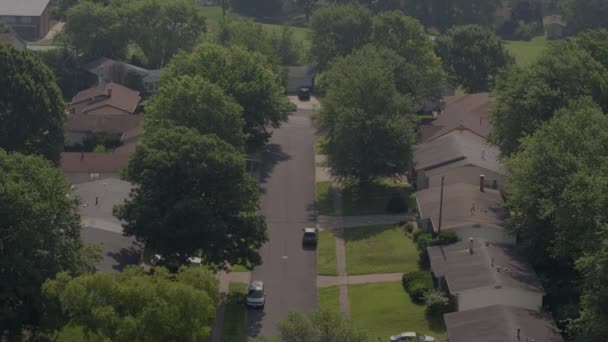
42, 266, 219, 341
163, 43, 291, 147
490, 39, 608, 155
0, 45, 65, 163
114, 126, 267, 268
64, 0, 206, 68
401, 0, 501, 31
145, 75, 245, 148
309, 4, 373, 69
0, 150, 97, 335
559, 0, 608, 34
317, 46, 415, 183
436, 24, 513, 92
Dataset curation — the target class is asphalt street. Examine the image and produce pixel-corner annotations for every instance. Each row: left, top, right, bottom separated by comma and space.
246, 108, 318, 339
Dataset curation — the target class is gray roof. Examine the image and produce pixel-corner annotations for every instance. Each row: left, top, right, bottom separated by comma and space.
414, 134, 505, 175
427, 239, 544, 294
286, 66, 315, 92
81, 57, 151, 77
416, 183, 506, 231
0, 0, 51, 16
444, 305, 563, 342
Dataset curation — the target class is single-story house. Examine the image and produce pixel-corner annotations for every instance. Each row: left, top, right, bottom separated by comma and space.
416, 183, 506, 233
61, 151, 131, 184
286, 66, 316, 94
418, 93, 495, 144
73, 178, 141, 272
0, 0, 52, 40
544, 15, 567, 40
413, 134, 507, 191
444, 304, 563, 342
81, 57, 162, 94
69, 82, 142, 116
0, 26, 26, 49
428, 239, 545, 312
494, 7, 512, 29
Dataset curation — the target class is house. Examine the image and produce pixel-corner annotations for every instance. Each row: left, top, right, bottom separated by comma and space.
0, 0, 52, 40
0, 26, 26, 49
444, 304, 563, 342
81, 57, 162, 94
544, 15, 567, 39
416, 183, 506, 234
427, 239, 544, 312
60, 151, 131, 184
418, 93, 495, 144
65, 112, 142, 146
73, 178, 141, 272
413, 134, 507, 191
286, 66, 316, 94
494, 7, 512, 29
69, 82, 142, 116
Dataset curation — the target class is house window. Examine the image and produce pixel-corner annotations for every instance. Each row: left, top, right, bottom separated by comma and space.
89, 173, 100, 180
0, 16, 17, 24
19, 16, 32, 24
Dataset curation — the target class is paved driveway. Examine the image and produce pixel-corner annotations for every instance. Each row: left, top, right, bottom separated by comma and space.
246, 109, 317, 338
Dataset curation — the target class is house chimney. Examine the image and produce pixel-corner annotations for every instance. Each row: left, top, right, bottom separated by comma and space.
107, 87, 112, 97
469, 238, 474, 254
480, 174, 485, 192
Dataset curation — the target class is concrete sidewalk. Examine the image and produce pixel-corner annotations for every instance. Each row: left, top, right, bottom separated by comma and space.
317, 273, 403, 288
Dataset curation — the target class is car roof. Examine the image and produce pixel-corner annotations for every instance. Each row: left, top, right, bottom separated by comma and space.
304, 227, 316, 233
391, 332, 417, 338
250, 280, 264, 290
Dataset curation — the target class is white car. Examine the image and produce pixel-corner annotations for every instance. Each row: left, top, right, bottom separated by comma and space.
246, 280, 265, 309
389, 332, 436, 342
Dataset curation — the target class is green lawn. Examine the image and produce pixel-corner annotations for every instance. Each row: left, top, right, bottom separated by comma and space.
221, 282, 248, 342
345, 225, 419, 275
317, 230, 338, 276
504, 35, 548, 66
315, 137, 328, 155
341, 179, 413, 216
349, 282, 447, 341
230, 264, 251, 272
316, 181, 335, 216
318, 286, 340, 314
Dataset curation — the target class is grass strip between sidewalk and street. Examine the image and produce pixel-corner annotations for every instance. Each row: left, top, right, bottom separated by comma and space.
316, 181, 335, 216
317, 230, 338, 276
221, 282, 248, 342
318, 286, 340, 314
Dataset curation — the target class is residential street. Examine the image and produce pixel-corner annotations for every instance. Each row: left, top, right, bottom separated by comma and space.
246, 108, 317, 339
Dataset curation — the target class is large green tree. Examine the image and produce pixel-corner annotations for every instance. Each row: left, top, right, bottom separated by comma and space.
436, 25, 513, 92
309, 4, 373, 69
490, 40, 608, 155
145, 75, 245, 148
42, 266, 219, 341
38, 48, 90, 100
0, 150, 98, 336
372, 11, 445, 106
0, 45, 65, 163
114, 126, 267, 268
401, 0, 500, 30
163, 43, 291, 147
559, 0, 608, 34
318, 48, 415, 183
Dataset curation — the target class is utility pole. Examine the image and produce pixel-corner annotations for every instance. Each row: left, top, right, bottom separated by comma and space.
437, 176, 444, 233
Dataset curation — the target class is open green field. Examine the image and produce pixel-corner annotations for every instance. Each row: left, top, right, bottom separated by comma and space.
317, 230, 338, 276
349, 282, 447, 341
344, 225, 419, 275
221, 282, 248, 342
318, 286, 340, 314
504, 35, 548, 66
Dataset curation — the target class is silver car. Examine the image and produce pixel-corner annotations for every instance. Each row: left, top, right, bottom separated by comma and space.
389, 332, 436, 342
246, 280, 265, 309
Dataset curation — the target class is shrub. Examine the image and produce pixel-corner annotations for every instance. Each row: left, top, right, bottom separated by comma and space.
412, 229, 425, 242
416, 233, 434, 250
403, 271, 433, 303
386, 192, 408, 213
403, 222, 414, 233
425, 289, 451, 318
430, 230, 460, 246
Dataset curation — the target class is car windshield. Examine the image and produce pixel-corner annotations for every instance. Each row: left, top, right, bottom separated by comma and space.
248, 289, 264, 298
304, 232, 316, 237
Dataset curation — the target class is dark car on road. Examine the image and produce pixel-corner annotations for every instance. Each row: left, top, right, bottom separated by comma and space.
302, 227, 318, 246
297, 87, 311, 101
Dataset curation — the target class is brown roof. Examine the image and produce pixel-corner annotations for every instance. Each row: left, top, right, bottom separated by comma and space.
66, 113, 142, 134
428, 239, 544, 294
61, 152, 131, 173
416, 183, 506, 231
495, 7, 512, 17
544, 15, 567, 27
445, 305, 563, 342
70, 82, 141, 115
418, 93, 495, 143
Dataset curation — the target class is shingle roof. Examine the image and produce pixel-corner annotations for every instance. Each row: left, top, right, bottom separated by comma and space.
444, 305, 563, 342
70, 82, 141, 115
0, 0, 51, 16
81, 57, 150, 77
61, 152, 131, 173
414, 134, 505, 175
416, 183, 506, 230
544, 15, 567, 27
66, 113, 142, 134
428, 239, 544, 294
418, 93, 494, 143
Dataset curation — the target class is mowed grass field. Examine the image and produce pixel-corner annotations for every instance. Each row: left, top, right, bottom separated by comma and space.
504, 35, 549, 66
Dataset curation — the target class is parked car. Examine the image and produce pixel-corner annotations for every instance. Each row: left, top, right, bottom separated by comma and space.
297, 87, 311, 101
389, 332, 436, 342
302, 227, 318, 246
246, 280, 265, 309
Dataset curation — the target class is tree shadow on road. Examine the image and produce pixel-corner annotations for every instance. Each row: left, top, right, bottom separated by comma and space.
259, 143, 291, 191
108, 244, 142, 272
245, 308, 266, 340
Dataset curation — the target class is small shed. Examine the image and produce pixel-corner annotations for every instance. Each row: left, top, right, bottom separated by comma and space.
286, 66, 316, 94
